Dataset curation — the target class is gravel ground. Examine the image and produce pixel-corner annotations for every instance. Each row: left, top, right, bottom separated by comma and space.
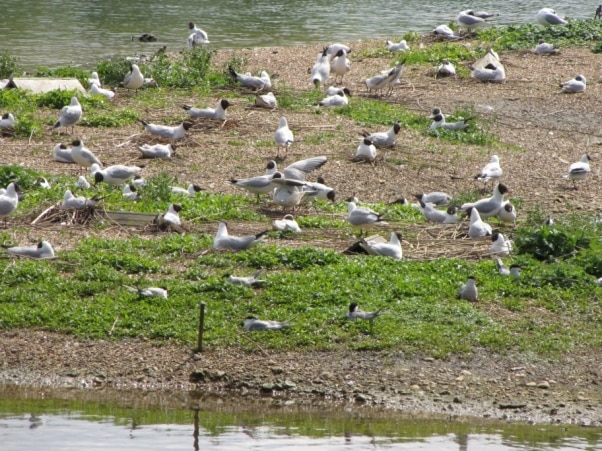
1, 38, 602, 425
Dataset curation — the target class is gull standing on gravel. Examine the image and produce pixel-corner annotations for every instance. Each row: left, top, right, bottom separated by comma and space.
354, 138, 377, 162
466, 207, 493, 238
0, 182, 20, 223
254, 92, 277, 109
360, 231, 403, 260
272, 214, 301, 233
213, 221, 268, 250
265, 156, 328, 181
498, 201, 517, 224
70, 139, 102, 170
61, 189, 102, 209
361, 123, 401, 148
310, 47, 331, 87
229, 66, 270, 91
536, 8, 567, 26
331, 49, 350, 84
187, 21, 210, 46
461, 183, 511, 218
347, 201, 386, 231
138, 143, 175, 159
491, 231, 512, 256
560, 75, 586, 93
477, 155, 503, 183
157, 204, 183, 228
183, 99, 230, 120
534, 39, 559, 55
472, 62, 506, 82
91, 163, 142, 186
318, 88, 349, 107
346, 302, 383, 327
2, 240, 55, 259
138, 119, 192, 140
88, 83, 115, 100
386, 39, 409, 52
564, 154, 591, 188
53, 143, 75, 163
244, 316, 291, 331
459, 277, 478, 301
123, 63, 144, 94
226, 269, 265, 287
274, 116, 294, 158
52, 96, 82, 134
171, 183, 204, 196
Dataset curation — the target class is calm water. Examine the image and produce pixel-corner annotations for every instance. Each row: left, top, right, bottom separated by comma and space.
1, 386, 601, 450
0, 1, 594, 69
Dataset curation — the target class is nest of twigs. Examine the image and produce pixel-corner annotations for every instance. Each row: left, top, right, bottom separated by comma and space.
30, 204, 104, 226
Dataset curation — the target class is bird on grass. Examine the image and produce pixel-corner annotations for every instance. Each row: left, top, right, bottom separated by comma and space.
123, 63, 144, 94
231, 171, 283, 202
265, 156, 327, 181
122, 183, 139, 201
496, 258, 521, 282
52, 96, 82, 134
183, 99, 230, 120
272, 214, 301, 233
156, 203, 183, 228
2, 240, 55, 259
490, 231, 512, 256
229, 66, 270, 91
346, 302, 383, 330
498, 201, 517, 224
472, 62, 506, 82
461, 183, 511, 218
0, 182, 20, 224
244, 316, 292, 331
347, 202, 387, 234
171, 183, 204, 196
254, 92, 278, 109
466, 207, 492, 239
213, 221, 268, 250
430, 111, 471, 130
225, 269, 266, 287
386, 39, 409, 52
88, 83, 115, 100
360, 231, 403, 260
459, 276, 478, 302
318, 88, 349, 107
126, 286, 168, 299
91, 163, 142, 186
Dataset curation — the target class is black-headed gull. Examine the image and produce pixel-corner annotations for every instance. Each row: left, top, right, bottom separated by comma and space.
138, 119, 192, 140
466, 207, 493, 238
303, 176, 335, 202
127, 285, 168, 299
318, 88, 349, 107
229, 66, 270, 91
88, 71, 101, 87
61, 189, 102, 210
91, 163, 142, 186
477, 155, 503, 183
498, 201, 517, 224
326, 43, 351, 60
386, 39, 409, 52
437, 59, 456, 77
266, 156, 328, 181
430, 112, 470, 131
459, 276, 478, 301
53, 143, 75, 163
491, 231, 512, 256
415, 192, 452, 206
226, 269, 265, 287
0, 112, 15, 129
564, 154, 591, 188
331, 49, 350, 84
310, 47, 331, 87
497, 258, 521, 281
123, 63, 144, 94
254, 92, 277, 109
456, 10, 488, 31
347, 201, 386, 229
365, 66, 396, 95
213, 221, 268, 250
417, 199, 457, 224
271, 177, 316, 209
346, 302, 383, 325
71, 139, 102, 169
188, 21, 209, 46
360, 231, 403, 260
0, 183, 20, 222
36, 177, 51, 190
231, 172, 283, 201
274, 116, 294, 158
122, 183, 139, 201
534, 39, 559, 55
461, 183, 511, 218
138, 143, 175, 159
472, 62, 506, 82
75, 175, 91, 190
560, 75, 586, 93
53, 96, 82, 134
536, 8, 567, 26
361, 123, 401, 148
272, 214, 301, 233
183, 99, 230, 120
433, 24, 461, 40
171, 183, 204, 196
244, 316, 291, 331
88, 83, 115, 100
2, 240, 55, 259
354, 138, 376, 162
157, 203, 183, 228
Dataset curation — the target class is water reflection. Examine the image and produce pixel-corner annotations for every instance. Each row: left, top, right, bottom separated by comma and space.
0, 385, 601, 450
0, 0, 595, 69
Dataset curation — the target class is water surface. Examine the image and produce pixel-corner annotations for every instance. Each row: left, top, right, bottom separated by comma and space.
0, 1, 593, 69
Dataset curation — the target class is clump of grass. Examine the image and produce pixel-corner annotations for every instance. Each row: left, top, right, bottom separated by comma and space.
0, 51, 20, 79
394, 42, 481, 66
80, 108, 138, 128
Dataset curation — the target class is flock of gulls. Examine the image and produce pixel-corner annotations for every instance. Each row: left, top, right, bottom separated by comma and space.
0, 8, 594, 331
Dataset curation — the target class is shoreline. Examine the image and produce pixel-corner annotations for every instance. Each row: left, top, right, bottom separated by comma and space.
1, 330, 600, 426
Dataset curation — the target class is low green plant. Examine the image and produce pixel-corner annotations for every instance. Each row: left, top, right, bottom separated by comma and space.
0, 50, 19, 78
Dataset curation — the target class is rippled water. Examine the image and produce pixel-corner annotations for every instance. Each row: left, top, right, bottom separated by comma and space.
0, 1, 594, 69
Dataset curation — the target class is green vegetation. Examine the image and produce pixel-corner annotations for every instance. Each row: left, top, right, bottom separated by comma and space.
0, 50, 20, 79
